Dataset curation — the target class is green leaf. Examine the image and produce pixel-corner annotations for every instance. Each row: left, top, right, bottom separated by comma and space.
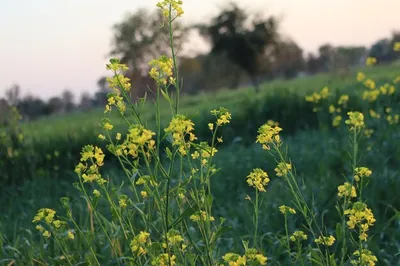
329, 254, 337, 266
210, 225, 232, 247
206, 194, 214, 207
165, 147, 173, 160
170, 204, 198, 229
336, 223, 343, 240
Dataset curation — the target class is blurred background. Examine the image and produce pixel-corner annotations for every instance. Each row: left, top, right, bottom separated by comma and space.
1, 0, 399, 117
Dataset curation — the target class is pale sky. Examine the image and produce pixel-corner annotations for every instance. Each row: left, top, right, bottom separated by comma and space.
0, 0, 399, 100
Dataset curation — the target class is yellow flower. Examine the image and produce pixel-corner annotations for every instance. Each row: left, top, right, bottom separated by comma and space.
315, 235, 335, 246
116, 133, 121, 141
352, 249, 378, 265
67, 230, 74, 240
246, 169, 270, 192
152, 253, 177, 266
365, 57, 377, 66
329, 105, 336, 114
141, 191, 148, 198
354, 167, 372, 182
156, 0, 184, 18
103, 122, 113, 131
165, 114, 196, 156
338, 94, 349, 105
93, 189, 101, 197
217, 136, 223, 143
208, 123, 214, 131
274, 162, 292, 177
332, 115, 342, 127
256, 123, 282, 150
119, 198, 127, 208
211, 107, 232, 126
364, 79, 376, 90
279, 205, 296, 215
394, 42, 400, 52
222, 253, 247, 266
345, 111, 364, 130
290, 230, 308, 241
369, 109, 380, 119
356, 72, 366, 82
337, 182, 357, 198
98, 134, 105, 141
245, 248, 268, 265
320, 87, 330, 99
148, 55, 174, 85
43, 230, 51, 238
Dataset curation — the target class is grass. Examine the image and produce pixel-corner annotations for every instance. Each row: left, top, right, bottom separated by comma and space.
1, 61, 400, 264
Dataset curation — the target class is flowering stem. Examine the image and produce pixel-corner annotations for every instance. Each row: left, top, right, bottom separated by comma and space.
168, 4, 180, 115
253, 189, 259, 247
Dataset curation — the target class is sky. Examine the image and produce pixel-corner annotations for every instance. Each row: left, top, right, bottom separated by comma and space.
0, 0, 399, 101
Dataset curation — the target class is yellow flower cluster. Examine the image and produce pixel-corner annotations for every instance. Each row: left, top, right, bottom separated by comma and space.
190, 210, 215, 222
354, 167, 372, 182
365, 57, 377, 66
394, 42, 400, 52
362, 90, 380, 102
244, 248, 268, 265
329, 105, 340, 114
106, 58, 129, 72
246, 168, 270, 192
152, 253, 177, 266
290, 230, 308, 241
379, 83, 396, 95
344, 202, 376, 241
337, 182, 357, 198
156, 0, 184, 18
279, 205, 296, 215
75, 145, 107, 184
274, 162, 292, 177
32, 208, 67, 238
165, 114, 196, 155
364, 79, 376, 90
191, 142, 218, 166
351, 249, 378, 266
162, 229, 184, 248
386, 114, 399, 125
110, 125, 156, 159
345, 112, 364, 131
256, 123, 282, 150
314, 235, 335, 246
332, 115, 342, 127
149, 55, 174, 85
338, 94, 349, 105
305, 87, 330, 103
130, 231, 150, 256
136, 175, 159, 187
211, 107, 232, 126
356, 72, 366, 82
106, 74, 131, 92
222, 249, 267, 266
105, 94, 126, 114
369, 109, 380, 119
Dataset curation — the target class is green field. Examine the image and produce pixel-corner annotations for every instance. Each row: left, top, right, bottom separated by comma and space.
1, 63, 400, 265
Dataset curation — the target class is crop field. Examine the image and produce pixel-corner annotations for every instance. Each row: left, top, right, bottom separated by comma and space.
1, 59, 399, 265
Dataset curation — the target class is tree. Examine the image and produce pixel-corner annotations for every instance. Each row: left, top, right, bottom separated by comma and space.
196, 2, 280, 92
61, 89, 75, 113
47, 97, 63, 114
110, 8, 186, 99
79, 92, 93, 111
5, 84, 20, 106
273, 38, 305, 79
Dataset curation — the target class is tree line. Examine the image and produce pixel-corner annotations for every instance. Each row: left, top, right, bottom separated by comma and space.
1, 2, 400, 122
